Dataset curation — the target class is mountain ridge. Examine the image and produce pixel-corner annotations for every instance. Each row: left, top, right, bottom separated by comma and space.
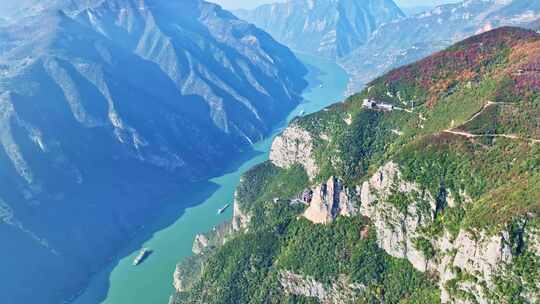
170, 26, 540, 304
234, 0, 405, 59
341, 0, 540, 93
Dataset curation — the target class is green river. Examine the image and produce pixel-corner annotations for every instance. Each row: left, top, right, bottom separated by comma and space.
72, 53, 348, 304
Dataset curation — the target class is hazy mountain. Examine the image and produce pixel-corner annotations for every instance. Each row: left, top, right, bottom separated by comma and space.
341, 0, 540, 93
234, 0, 405, 58
400, 5, 436, 16
528, 17, 540, 30
0, 0, 307, 303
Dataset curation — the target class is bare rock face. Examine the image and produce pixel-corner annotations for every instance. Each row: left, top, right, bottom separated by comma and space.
232, 191, 251, 232
172, 256, 203, 293
453, 231, 513, 282
172, 266, 185, 292
360, 162, 436, 271
359, 161, 539, 304
269, 124, 318, 180
303, 176, 358, 224
192, 234, 209, 255
279, 271, 364, 304
438, 230, 514, 304
527, 226, 540, 258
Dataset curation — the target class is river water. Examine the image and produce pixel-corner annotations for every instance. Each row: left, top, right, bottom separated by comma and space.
72, 53, 348, 304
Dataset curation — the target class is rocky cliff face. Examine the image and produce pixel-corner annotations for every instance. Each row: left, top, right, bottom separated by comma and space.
234, 0, 404, 59
279, 271, 364, 304
0, 1, 307, 303
232, 187, 252, 231
358, 161, 539, 304
359, 162, 436, 271
173, 220, 233, 296
269, 124, 318, 179
279, 158, 539, 304
302, 176, 357, 224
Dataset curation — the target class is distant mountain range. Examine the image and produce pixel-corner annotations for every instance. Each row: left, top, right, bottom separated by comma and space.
0, 0, 306, 303
400, 5, 436, 16
235, 0, 540, 94
527, 17, 540, 30
342, 0, 540, 93
234, 0, 405, 58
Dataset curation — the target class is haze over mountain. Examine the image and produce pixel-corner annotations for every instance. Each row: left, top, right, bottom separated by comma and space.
212, 0, 460, 10
0, 0, 307, 303
342, 0, 540, 92
525, 17, 540, 30
234, 0, 405, 59
234, 0, 539, 94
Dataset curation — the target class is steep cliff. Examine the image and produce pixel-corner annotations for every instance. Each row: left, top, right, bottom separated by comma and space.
171, 27, 540, 304
358, 162, 539, 303
0, 1, 307, 303
269, 124, 318, 179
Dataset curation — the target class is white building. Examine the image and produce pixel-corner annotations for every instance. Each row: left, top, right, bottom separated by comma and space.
362, 99, 394, 111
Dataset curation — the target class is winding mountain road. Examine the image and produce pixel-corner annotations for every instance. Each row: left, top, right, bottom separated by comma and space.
442, 101, 540, 144
443, 129, 540, 143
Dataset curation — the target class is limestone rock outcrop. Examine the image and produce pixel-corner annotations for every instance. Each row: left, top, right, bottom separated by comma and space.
359, 162, 436, 271
192, 234, 209, 255
303, 176, 358, 224
279, 271, 364, 304
232, 188, 252, 231
269, 124, 318, 179
173, 266, 186, 292
359, 161, 539, 304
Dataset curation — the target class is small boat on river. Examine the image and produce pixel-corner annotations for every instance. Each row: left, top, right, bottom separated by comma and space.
133, 248, 152, 266
217, 203, 230, 214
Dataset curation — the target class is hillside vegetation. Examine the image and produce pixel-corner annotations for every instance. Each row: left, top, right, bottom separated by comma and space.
171, 27, 540, 304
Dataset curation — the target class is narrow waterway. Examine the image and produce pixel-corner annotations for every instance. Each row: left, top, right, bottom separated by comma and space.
72, 53, 348, 304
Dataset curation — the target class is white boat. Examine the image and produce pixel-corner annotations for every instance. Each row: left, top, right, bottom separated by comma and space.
217, 203, 230, 214
133, 248, 152, 266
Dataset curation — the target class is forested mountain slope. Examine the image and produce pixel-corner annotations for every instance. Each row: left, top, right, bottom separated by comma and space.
171, 27, 540, 304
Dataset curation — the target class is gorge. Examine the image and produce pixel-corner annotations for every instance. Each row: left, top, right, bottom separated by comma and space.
73, 53, 348, 304
0, 0, 307, 303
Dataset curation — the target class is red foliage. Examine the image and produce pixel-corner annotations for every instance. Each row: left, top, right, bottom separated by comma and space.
513, 73, 540, 95
509, 40, 540, 97
384, 27, 540, 105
